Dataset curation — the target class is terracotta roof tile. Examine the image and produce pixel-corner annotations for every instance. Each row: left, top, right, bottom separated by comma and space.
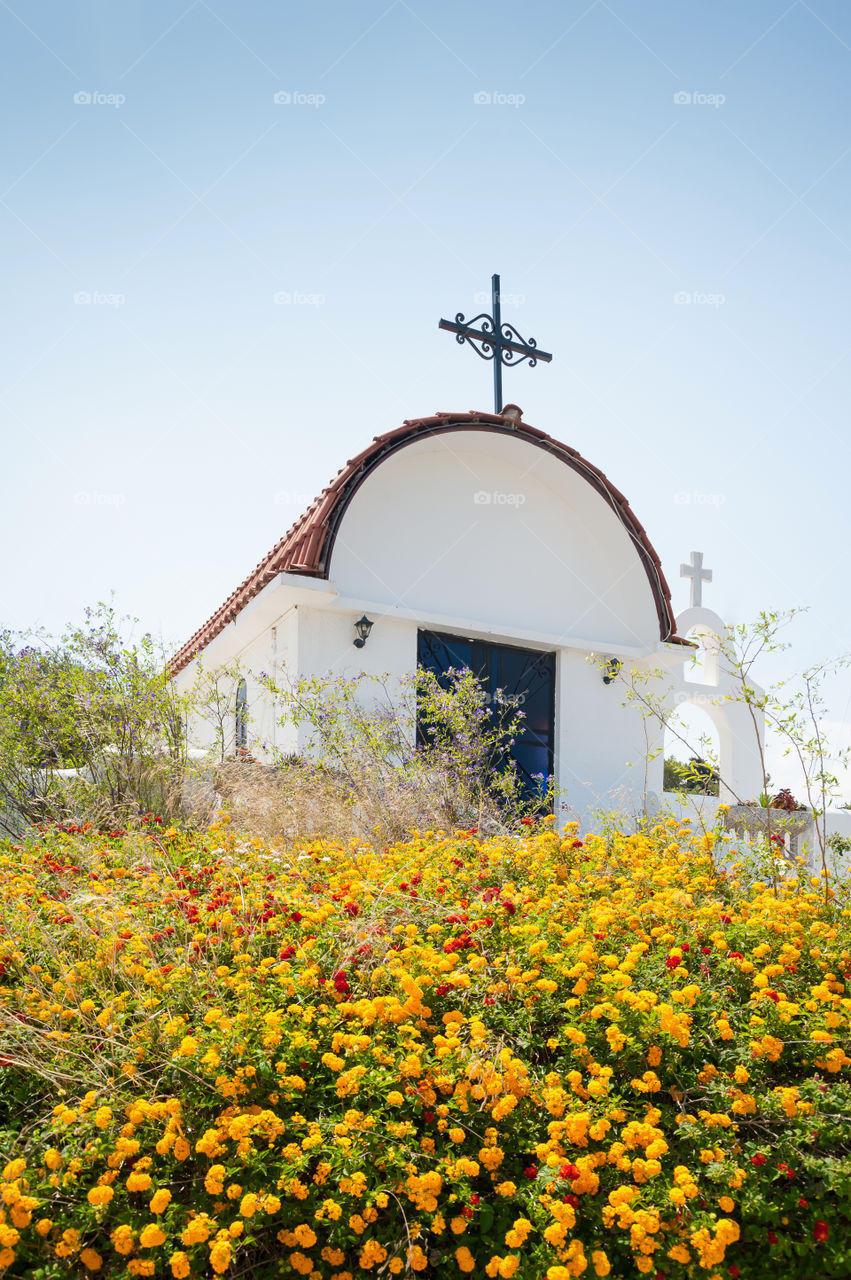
171, 409, 687, 674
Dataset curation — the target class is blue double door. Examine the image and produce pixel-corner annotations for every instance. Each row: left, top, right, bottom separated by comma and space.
416, 629, 556, 801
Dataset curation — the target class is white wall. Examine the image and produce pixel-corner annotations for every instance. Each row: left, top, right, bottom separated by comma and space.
557, 650, 666, 825
328, 431, 662, 650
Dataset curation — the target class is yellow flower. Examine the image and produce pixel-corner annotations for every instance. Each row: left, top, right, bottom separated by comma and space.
111, 1225, 135, 1255
209, 1236, 232, 1274
150, 1188, 172, 1214
456, 1246, 476, 1272
182, 1217, 213, 1246
87, 1185, 114, 1207
139, 1223, 167, 1248
126, 1171, 153, 1192
504, 1218, 533, 1248
170, 1252, 191, 1279
81, 1247, 103, 1271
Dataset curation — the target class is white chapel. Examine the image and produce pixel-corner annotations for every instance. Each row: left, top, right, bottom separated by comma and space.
172, 405, 756, 827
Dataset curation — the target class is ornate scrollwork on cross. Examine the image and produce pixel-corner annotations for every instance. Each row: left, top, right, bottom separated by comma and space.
439, 276, 552, 411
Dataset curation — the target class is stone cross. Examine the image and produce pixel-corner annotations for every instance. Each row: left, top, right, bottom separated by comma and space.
680, 550, 712, 608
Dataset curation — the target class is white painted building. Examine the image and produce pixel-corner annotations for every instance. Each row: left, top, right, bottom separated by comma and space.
172, 406, 739, 828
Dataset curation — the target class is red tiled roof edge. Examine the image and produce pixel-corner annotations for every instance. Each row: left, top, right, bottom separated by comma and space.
170, 409, 689, 674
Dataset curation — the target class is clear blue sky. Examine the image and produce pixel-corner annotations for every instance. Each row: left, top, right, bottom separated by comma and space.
3, 1, 850, 743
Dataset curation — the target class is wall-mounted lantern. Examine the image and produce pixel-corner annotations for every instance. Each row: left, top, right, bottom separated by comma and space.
602, 658, 622, 685
353, 615, 374, 649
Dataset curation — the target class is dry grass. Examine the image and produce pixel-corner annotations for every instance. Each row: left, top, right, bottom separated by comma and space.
212, 755, 513, 847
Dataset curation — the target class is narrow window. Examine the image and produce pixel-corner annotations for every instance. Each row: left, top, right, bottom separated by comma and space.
235, 678, 248, 751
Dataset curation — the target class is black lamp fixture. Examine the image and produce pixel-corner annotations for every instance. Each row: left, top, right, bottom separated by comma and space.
602, 658, 622, 685
353, 615, 374, 648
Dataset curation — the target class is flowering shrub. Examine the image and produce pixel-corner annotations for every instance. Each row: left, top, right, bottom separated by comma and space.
1, 816, 850, 1278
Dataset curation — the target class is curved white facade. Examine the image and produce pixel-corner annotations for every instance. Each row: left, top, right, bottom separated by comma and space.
329, 431, 661, 650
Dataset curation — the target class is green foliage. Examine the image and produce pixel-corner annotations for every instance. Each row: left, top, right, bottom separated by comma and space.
663, 756, 720, 796
258, 666, 555, 838
0, 604, 186, 835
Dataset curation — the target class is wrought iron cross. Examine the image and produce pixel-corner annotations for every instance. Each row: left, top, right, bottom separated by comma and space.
680, 550, 712, 608
439, 274, 552, 413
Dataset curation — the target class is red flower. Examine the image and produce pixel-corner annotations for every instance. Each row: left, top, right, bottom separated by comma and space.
462, 1206, 474, 1219
751, 1153, 767, 1167
814, 1221, 829, 1243
501, 900, 516, 915
344, 902, 359, 917
521, 817, 533, 826
560, 1164, 580, 1180
470, 1194, 480, 1206
777, 1163, 795, 1180
665, 955, 680, 969
768, 1231, 779, 1245
563, 1194, 579, 1207
523, 1165, 537, 1180
729, 1269, 740, 1279
797, 1197, 808, 1208
571, 840, 583, 848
